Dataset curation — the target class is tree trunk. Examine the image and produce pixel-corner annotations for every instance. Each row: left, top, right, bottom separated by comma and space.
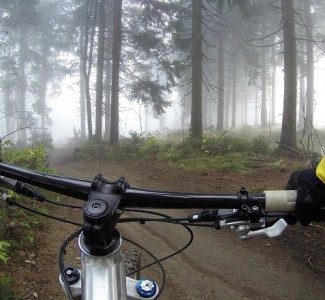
261, 47, 267, 127
216, 30, 224, 132
39, 30, 50, 131
104, 3, 113, 141
95, 0, 106, 141
231, 53, 237, 129
104, 45, 112, 140
255, 87, 258, 126
4, 85, 14, 134
109, 0, 122, 144
17, 24, 28, 146
190, 0, 203, 138
279, 0, 297, 150
225, 78, 231, 128
298, 64, 306, 129
243, 77, 248, 126
271, 46, 277, 127
304, 0, 314, 135
79, 36, 86, 140
82, 0, 93, 139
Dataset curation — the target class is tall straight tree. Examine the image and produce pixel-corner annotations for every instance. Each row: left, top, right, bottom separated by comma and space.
104, 36, 112, 140
271, 46, 277, 127
17, 21, 28, 146
190, 0, 203, 138
103, 3, 113, 141
79, 35, 86, 140
231, 52, 237, 129
304, 0, 314, 136
216, 29, 225, 132
95, 0, 106, 140
261, 47, 267, 127
279, 0, 297, 150
109, 0, 122, 144
81, 0, 98, 139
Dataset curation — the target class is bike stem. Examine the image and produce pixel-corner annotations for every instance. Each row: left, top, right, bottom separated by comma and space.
81, 174, 128, 255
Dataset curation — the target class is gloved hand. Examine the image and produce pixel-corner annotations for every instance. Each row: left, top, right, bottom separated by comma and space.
286, 167, 325, 226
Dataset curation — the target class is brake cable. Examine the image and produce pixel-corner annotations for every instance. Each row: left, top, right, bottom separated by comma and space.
4, 196, 83, 227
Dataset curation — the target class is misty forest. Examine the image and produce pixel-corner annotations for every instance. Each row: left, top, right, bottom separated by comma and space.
3, 2, 325, 299
0, 0, 325, 154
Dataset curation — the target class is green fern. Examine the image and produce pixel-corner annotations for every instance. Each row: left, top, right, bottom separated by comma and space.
0, 241, 10, 263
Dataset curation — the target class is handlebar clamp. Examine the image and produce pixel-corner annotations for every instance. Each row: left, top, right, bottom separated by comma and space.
238, 187, 262, 223
82, 175, 127, 255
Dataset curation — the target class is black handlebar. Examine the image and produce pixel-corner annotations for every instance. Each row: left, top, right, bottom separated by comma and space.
0, 161, 265, 209
123, 188, 265, 208
0, 162, 91, 200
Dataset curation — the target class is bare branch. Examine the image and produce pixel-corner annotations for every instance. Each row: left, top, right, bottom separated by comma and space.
246, 40, 284, 48
245, 26, 283, 43
0, 123, 36, 142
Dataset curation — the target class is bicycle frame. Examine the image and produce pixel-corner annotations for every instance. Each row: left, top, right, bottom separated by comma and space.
59, 230, 159, 300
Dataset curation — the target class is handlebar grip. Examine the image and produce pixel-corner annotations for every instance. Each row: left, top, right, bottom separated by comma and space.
264, 190, 297, 212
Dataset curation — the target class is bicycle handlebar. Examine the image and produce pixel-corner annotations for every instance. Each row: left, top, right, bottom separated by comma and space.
0, 161, 296, 211
0, 162, 300, 300
0, 162, 90, 199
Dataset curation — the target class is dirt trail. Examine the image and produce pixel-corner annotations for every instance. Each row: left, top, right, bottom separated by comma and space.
5, 149, 325, 299
48, 149, 325, 299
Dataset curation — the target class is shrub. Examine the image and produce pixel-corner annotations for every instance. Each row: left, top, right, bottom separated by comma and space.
251, 135, 270, 154
139, 136, 163, 157
0, 241, 10, 263
199, 135, 251, 155
1, 141, 53, 172
74, 140, 108, 160
0, 141, 52, 263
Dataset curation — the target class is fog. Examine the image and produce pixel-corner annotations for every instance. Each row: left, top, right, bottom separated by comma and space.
1, 0, 325, 149
50, 59, 325, 146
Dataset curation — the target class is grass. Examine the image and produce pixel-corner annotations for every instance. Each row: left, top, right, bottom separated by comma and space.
72, 128, 325, 178
73, 130, 301, 174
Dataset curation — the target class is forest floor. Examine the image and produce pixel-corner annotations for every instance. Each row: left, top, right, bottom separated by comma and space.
2, 148, 325, 299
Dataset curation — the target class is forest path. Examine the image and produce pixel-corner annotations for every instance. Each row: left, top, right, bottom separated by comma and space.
43, 148, 325, 299
5, 149, 325, 299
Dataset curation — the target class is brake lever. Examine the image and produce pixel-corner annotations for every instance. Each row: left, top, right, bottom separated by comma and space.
233, 218, 288, 239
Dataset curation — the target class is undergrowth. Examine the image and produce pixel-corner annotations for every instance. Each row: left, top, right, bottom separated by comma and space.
0, 141, 53, 271
0, 266, 19, 299
73, 132, 276, 174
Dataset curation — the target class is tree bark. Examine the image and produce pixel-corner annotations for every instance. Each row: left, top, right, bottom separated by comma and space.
17, 24, 28, 146
109, 0, 122, 144
231, 53, 237, 129
95, 0, 106, 140
190, 0, 203, 138
79, 35, 86, 140
104, 44, 112, 140
82, 0, 94, 139
271, 46, 277, 127
304, 0, 314, 135
216, 30, 224, 132
104, 2, 113, 141
261, 47, 267, 127
279, 0, 297, 150
298, 63, 306, 129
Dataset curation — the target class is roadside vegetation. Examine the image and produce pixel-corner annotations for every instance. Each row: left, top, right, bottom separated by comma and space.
0, 142, 54, 298
0, 128, 324, 297
74, 129, 325, 174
